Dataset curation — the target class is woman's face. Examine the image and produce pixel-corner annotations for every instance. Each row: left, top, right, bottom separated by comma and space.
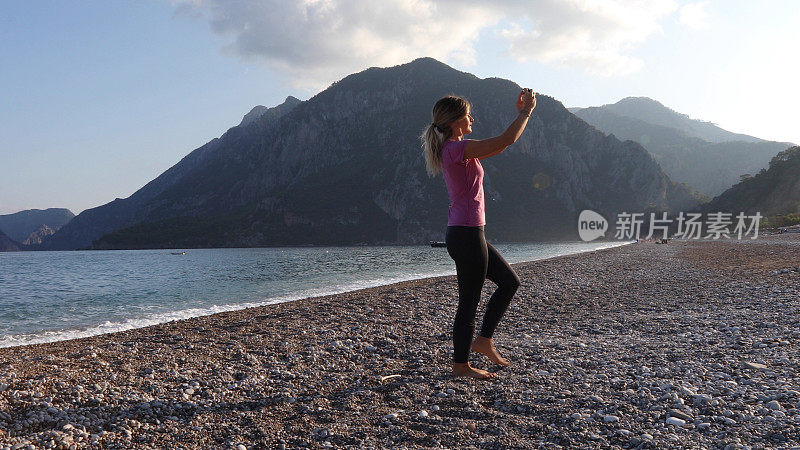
450, 107, 474, 137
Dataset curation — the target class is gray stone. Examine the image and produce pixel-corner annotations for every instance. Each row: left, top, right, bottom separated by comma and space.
668, 409, 693, 421
767, 400, 783, 410
666, 417, 686, 427
743, 361, 768, 370
694, 394, 714, 406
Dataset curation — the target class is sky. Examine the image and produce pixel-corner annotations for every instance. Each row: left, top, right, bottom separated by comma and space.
2, 0, 798, 215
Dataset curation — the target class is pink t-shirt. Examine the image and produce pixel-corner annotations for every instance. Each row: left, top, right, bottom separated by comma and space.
441, 139, 485, 226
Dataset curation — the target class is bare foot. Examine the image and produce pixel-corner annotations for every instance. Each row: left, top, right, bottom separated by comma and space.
471, 336, 510, 366
452, 362, 497, 379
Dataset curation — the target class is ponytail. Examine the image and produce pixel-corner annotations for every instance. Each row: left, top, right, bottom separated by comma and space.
421, 123, 447, 176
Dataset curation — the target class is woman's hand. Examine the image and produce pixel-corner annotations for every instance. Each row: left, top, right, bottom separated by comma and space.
464, 89, 537, 160
516, 88, 536, 116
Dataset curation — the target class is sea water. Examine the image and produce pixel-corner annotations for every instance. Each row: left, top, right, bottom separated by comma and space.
0, 241, 629, 347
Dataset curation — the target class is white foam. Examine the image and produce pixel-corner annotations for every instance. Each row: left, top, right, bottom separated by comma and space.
0, 269, 455, 348
0, 241, 631, 348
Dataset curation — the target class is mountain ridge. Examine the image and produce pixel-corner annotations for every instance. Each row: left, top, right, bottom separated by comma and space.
239, 96, 302, 127
570, 98, 792, 197
41, 58, 699, 250
571, 97, 767, 143
0, 208, 74, 244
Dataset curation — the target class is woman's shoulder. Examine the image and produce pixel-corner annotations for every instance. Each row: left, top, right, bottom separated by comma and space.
442, 140, 463, 164
443, 139, 472, 163
443, 139, 471, 153
443, 138, 470, 147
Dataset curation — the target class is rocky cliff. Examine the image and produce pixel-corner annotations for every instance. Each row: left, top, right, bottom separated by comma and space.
42, 58, 700, 249
22, 224, 57, 246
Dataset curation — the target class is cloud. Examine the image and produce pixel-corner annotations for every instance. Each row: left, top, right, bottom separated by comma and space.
499, 0, 678, 76
174, 0, 500, 89
174, 0, 680, 87
678, 1, 710, 29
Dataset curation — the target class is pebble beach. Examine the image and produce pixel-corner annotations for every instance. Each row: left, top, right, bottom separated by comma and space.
1, 234, 799, 449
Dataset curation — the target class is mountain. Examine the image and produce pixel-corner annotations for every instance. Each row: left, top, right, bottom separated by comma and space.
570, 98, 793, 199
0, 208, 74, 243
41, 58, 699, 250
0, 229, 21, 252
702, 146, 800, 217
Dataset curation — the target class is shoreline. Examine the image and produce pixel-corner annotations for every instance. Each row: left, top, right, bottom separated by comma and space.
9, 238, 628, 252
0, 241, 632, 350
1, 234, 798, 448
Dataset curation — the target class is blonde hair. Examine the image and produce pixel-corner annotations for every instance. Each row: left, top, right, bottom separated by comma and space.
420, 96, 470, 176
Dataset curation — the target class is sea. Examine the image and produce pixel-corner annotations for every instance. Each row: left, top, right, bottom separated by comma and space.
0, 241, 630, 348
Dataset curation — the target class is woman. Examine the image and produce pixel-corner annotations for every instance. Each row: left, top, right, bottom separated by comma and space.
421, 89, 536, 379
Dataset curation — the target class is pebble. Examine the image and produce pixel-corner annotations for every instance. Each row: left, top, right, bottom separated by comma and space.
666, 417, 686, 427
668, 409, 693, 421
743, 361, 768, 370
767, 400, 783, 410
679, 385, 696, 397
694, 394, 714, 406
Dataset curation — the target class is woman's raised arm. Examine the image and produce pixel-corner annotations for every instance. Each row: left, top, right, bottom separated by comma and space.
463, 89, 536, 160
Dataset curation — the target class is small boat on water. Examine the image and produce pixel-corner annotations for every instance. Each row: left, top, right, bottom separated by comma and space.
170, 251, 186, 255
429, 241, 446, 248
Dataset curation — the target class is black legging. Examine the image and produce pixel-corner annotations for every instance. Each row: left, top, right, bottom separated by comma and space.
445, 226, 521, 363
